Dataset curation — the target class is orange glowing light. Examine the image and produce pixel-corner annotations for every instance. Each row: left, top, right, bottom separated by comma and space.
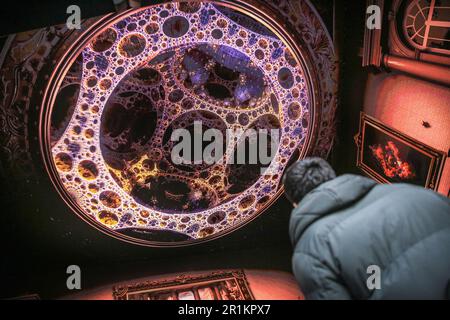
369, 141, 415, 180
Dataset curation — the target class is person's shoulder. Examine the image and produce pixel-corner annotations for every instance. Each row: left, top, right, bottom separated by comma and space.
376, 182, 450, 204
318, 174, 376, 192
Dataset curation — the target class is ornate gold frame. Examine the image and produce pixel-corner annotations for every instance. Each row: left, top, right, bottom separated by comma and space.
112, 270, 254, 300
355, 113, 446, 191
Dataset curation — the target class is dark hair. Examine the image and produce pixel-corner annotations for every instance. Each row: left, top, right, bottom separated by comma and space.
282, 157, 336, 204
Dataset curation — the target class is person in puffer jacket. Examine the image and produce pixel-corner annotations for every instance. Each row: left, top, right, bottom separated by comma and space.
282, 157, 450, 300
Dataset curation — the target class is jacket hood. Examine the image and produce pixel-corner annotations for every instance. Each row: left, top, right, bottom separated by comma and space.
289, 174, 377, 245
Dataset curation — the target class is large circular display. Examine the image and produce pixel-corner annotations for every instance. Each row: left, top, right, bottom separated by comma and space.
402, 0, 450, 55
43, 1, 314, 246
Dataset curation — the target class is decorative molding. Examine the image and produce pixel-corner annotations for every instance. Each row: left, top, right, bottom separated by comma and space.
0, 23, 97, 183
363, 0, 385, 67
383, 54, 450, 86
258, 0, 338, 159
112, 270, 254, 300
362, 0, 450, 84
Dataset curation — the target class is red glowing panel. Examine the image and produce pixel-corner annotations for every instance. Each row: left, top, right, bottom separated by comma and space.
369, 141, 416, 180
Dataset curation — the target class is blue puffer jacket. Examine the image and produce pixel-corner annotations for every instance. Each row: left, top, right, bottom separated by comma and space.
289, 174, 450, 300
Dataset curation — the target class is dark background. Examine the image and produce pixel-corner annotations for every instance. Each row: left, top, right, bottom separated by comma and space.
0, 0, 368, 299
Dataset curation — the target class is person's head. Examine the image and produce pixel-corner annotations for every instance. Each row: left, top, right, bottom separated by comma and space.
282, 157, 336, 206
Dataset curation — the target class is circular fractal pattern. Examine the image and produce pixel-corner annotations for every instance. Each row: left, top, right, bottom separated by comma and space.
47, 1, 312, 246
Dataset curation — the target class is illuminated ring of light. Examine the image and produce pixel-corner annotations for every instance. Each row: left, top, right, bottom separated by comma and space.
40, 0, 315, 247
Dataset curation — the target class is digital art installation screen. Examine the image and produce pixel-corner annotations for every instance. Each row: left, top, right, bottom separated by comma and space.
41, 1, 320, 246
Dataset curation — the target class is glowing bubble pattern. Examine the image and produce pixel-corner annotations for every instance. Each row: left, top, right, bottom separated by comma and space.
50, 2, 311, 245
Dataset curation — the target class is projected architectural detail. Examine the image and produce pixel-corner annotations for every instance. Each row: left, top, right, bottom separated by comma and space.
403, 0, 450, 55
355, 113, 446, 191
113, 270, 254, 300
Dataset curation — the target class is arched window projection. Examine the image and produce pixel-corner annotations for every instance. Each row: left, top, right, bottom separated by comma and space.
403, 0, 450, 55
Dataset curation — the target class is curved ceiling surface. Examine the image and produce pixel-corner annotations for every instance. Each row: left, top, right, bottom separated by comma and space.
44, 1, 318, 246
